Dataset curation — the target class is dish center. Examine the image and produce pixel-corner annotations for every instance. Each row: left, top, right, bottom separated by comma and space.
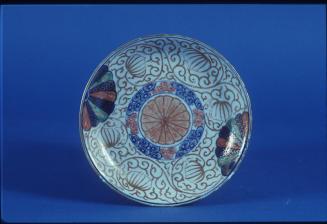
126, 81, 205, 160
140, 94, 191, 146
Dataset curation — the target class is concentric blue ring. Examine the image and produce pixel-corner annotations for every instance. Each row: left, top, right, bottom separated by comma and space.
126, 81, 205, 160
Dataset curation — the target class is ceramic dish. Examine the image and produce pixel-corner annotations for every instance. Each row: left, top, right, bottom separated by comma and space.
79, 34, 252, 206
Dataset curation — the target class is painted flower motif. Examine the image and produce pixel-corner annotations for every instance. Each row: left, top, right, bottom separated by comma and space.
127, 112, 138, 135
140, 95, 190, 145
193, 109, 204, 127
160, 147, 176, 160
215, 111, 249, 176
126, 81, 205, 160
82, 65, 117, 131
152, 81, 176, 94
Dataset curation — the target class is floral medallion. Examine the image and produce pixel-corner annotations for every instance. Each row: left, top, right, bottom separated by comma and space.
79, 34, 252, 206
126, 81, 204, 160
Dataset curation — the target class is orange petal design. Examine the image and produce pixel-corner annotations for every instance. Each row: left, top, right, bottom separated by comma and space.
141, 95, 190, 145
90, 91, 116, 102
82, 104, 91, 130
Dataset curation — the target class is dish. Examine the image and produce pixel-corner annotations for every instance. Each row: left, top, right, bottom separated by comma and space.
79, 34, 252, 206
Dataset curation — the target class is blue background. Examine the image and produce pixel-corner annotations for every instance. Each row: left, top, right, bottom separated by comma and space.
1, 4, 326, 222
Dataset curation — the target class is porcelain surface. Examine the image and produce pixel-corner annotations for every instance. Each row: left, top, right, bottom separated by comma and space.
79, 34, 252, 206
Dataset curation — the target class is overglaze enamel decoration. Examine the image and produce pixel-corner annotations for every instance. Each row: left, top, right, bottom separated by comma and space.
79, 34, 252, 206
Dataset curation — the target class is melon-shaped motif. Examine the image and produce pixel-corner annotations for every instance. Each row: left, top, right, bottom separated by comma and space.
100, 125, 121, 148
125, 54, 146, 77
210, 100, 232, 122
184, 159, 205, 183
184, 48, 211, 72
125, 171, 151, 191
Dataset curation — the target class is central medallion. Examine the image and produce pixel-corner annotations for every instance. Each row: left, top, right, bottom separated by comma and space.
140, 94, 191, 146
126, 80, 205, 160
